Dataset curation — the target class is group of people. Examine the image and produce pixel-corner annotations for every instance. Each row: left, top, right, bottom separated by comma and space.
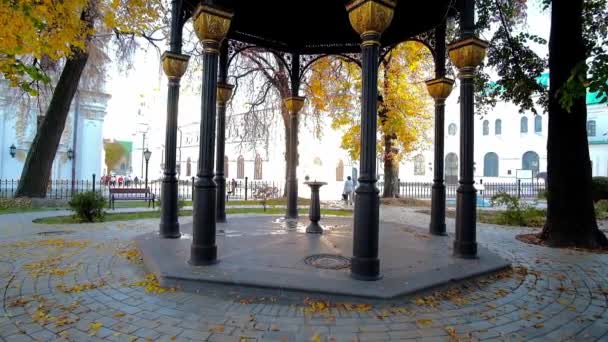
102, 174, 140, 187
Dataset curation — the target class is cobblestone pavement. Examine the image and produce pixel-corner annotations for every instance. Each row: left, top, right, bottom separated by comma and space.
1, 208, 608, 342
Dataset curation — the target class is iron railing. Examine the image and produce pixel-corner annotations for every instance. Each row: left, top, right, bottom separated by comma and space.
0, 175, 284, 202
378, 180, 545, 200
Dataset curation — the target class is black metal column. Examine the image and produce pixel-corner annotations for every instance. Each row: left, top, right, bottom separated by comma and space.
351, 32, 382, 280
159, 0, 187, 239
286, 54, 302, 220
429, 21, 449, 236
190, 6, 233, 266
449, 0, 488, 258
215, 45, 231, 223
346, 0, 395, 281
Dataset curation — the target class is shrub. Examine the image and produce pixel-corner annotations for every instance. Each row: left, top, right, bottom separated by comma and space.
537, 190, 548, 200
490, 192, 545, 227
0, 197, 32, 210
591, 177, 608, 202
69, 191, 105, 222
595, 199, 608, 219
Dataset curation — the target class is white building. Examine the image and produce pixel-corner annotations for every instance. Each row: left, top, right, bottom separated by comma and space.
140, 74, 607, 201
0, 80, 110, 181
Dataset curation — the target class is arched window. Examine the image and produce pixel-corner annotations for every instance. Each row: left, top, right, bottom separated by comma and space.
522, 151, 540, 176
495, 119, 502, 135
445, 153, 458, 184
448, 123, 457, 136
186, 158, 192, 177
224, 156, 229, 178
587, 120, 596, 137
534, 115, 542, 133
483, 152, 499, 177
482, 120, 489, 136
336, 160, 344, 181
520, 117, 528, 133
237, 155, 244, 179
414, 154, 425, 175
254, 154, 263, 180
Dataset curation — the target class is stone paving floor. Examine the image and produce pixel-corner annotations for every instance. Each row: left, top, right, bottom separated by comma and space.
0, 207, 607, 341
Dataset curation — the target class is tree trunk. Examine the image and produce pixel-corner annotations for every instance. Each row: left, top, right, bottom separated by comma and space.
540, 0, 608, 248
382, 134, 399, 197
15, 51, 89, 198
283, 120, 290, 198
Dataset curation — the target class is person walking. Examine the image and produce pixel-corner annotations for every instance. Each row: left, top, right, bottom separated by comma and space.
342, 176, 354, 206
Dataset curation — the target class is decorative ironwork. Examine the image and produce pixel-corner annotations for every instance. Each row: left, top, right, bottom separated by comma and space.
226, 39, 292, 73
304, 254, 351, 270
298, 53, 361, 80
379, 29, 437, 64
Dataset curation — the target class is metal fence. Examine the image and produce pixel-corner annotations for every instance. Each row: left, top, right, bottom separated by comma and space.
0, 175, 284, 202
378, 180, 545, 200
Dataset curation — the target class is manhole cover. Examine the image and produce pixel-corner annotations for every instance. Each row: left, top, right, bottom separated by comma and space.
37, 230, 74, 236
304, 254, 351, 270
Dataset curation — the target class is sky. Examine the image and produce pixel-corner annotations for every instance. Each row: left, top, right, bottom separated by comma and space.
102, 1, 552, 143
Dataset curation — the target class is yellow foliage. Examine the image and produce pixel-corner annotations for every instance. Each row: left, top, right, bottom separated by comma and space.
0, 0, 163, 89
308, 41, 434, 161
131, 273, 175, 294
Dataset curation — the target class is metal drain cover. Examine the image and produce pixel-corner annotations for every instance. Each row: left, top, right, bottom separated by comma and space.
304, 254, 351, 270
37, 230, 74, 236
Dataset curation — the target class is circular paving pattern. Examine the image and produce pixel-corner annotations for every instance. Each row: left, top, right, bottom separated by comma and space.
0, 208, 607, 342
303, 254, 351, 270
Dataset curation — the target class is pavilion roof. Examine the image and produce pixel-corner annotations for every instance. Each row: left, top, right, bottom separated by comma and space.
183, 0, 456, 54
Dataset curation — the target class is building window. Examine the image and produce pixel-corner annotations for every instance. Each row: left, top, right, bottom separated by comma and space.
520, 117, 528, 133
522, 151, 540, 176
445, 153, 458, 184
186, 158, 191, 177
237, 155, 244, 179
534, 115, 542, 133
254, 154, 263, 180
483, 152, 499, 177
482, 120, 489, 136
448, 123, 457, 136
495, 119, 502, 135
414, 154, 425, 175
336, 160, 344, 181
587, 120, 596, 137
224, 156, 229, 178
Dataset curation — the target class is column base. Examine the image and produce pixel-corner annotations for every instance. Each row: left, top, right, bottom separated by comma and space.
189, 244, 218, 266
306, 222, 323, 234
350, 256, 382, 281
429, 223, 447, 236
453, 240, 477, 259
159, 222, 181, 239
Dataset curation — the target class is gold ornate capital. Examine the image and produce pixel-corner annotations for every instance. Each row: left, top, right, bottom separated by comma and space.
283, 96, 306, 114
161, 51, 190, 80
346, 0, 396, 37
448, 37, 489, 70
193, 5, 233, 52
425, 77, 455, 101
217, 83, 234, 104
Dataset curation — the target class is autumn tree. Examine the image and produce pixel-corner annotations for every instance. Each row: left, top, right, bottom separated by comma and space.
104, 141, 126, 172
308, 41, 434, 197
218, 50, 323, 196
0, 0, 164, 198
476, 0, 608, 248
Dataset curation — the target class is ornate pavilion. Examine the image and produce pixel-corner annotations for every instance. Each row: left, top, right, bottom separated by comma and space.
155, 0, 490, 281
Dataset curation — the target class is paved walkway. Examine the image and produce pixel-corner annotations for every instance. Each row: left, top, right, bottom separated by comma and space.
0, 207, 607, 341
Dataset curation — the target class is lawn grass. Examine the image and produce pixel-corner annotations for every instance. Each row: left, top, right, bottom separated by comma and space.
108, 198, 310, 208
33, 207, 352, 224
416, 208, 546, 228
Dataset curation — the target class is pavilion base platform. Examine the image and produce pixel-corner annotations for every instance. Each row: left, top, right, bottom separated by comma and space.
136, 216, 510, 299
